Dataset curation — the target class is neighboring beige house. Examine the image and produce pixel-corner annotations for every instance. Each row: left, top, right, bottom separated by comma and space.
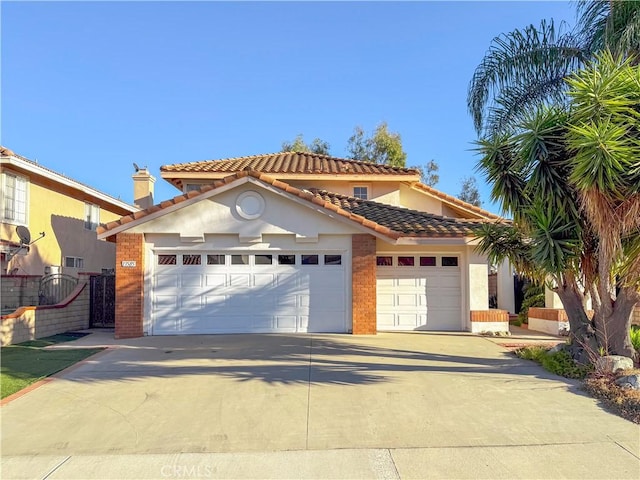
0, 146, 138, 277
99, 152, 511, 339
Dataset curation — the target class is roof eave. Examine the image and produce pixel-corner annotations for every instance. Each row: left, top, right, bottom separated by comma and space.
1, 155, 138, 214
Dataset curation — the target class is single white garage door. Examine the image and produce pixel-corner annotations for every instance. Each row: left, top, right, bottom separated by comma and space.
376, 254, 462, 331
151, 252, 346, 334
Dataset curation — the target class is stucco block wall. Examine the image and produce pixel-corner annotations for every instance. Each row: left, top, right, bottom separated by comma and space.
1, 275, 41, 310
470, 309, 509, 333
632, 306, 640, 326
115, 233, 144, 339
1, 282, 90, 345
352, 234, 377, 334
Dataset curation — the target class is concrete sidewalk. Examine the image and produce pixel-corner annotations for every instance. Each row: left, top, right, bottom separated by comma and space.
3, 443, 639, 479
2, 331, 638, 479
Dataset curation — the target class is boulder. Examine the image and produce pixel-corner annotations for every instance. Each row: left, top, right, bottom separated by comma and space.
548, 343, 565, 354
595, 355, 634, 374
614, 374, 640, 390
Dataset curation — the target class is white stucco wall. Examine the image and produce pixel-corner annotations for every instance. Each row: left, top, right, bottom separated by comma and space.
467, 250, 489, 311
497, 261, 515, 313
128, 181, 365, 241
398, 184, 443, 215
545, 286, 564, 308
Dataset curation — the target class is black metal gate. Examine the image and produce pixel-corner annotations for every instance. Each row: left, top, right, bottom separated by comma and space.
39, 274, 78, 305
90, 274, 115, 327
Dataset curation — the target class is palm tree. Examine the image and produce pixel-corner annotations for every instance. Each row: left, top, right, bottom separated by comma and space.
468, 0, 640, 136
475, 53, 640, 360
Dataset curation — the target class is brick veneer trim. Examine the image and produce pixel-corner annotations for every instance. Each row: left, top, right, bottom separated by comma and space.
115, 233, 144, 339
470, 309, 509, 322
528, 307, 596, 322
351, 234, 377, 334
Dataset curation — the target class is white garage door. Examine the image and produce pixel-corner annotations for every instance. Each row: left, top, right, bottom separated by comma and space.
376, 254, 462, 331
152, 252, 346, 334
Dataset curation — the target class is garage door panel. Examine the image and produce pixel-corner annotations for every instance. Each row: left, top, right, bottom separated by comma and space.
275, 315, 297, 329
155, 317, 179, 333
205, 274, 226, 287
253, 273, 275, 287
377, 266, 461, 331
180, 295, 202, 309
156, 275, 178, 288
397, 294, 423, 307
377, 293, 395, 306
180, 274, 202, 287
155, 295, 178, 308
230, 274, 251, 287
435, 275, 460, 288
377, 313, 396, 327
398, 313, 425, 327
152, 251, 346, 335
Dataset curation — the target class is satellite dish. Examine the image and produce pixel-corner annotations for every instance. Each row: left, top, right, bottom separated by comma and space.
16, 226, 31, 245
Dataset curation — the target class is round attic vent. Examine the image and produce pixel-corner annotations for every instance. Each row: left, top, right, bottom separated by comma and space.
235, 191, 265, 220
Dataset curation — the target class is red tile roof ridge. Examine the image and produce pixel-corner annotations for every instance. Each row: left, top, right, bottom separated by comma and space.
160, 151, 420, 175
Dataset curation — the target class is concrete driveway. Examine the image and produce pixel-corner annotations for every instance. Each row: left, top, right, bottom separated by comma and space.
2, 331, 639, 479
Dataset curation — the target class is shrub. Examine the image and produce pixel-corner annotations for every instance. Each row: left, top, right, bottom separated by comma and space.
631, 326, 640, 352
518, 283, 545, 324
515, 345, 547, 362
541, 350, 592, 379
515, 345, 592, 379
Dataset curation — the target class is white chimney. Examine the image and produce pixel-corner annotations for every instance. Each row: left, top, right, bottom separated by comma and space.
132, 167, 156, 209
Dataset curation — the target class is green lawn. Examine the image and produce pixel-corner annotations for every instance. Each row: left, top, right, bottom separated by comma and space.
1, 333, 103, 399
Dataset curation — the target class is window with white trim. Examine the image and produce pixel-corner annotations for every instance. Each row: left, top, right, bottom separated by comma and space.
84, 203, 100, 230
353, 186, 368, 200
1, 172, 28, 225
65, 256, 84, 269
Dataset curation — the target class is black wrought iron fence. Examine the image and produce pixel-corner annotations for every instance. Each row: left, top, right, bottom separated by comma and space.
38, 274, 78, 306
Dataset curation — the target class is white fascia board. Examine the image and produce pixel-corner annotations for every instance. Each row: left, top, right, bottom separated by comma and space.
1, 156, 138, 213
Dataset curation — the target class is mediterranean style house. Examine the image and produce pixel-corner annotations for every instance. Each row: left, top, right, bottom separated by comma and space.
0, 146, 138, 277
98, 152, 513, 338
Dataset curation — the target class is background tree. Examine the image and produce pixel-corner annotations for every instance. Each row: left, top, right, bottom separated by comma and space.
475, 53, 640, 360
281, 134, 330, 155
417, 159, 440, 187
467, 0, 640, 136
346, 122, 407, 167
459, 176, 482, 206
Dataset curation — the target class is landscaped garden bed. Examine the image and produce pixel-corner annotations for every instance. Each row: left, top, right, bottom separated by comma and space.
513, 329, 640, 424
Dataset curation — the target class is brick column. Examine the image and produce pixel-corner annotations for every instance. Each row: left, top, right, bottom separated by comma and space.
115, 233, 144, 339
352, 234, 377, 334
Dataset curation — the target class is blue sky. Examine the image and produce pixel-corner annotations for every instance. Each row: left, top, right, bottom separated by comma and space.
1, 1, 578, 213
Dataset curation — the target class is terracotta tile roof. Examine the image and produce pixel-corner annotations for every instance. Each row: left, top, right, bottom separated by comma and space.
411, 182, 502, 220
98, 171, 490, 240
160, 152, 420, 176
307, 189, 486, 237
